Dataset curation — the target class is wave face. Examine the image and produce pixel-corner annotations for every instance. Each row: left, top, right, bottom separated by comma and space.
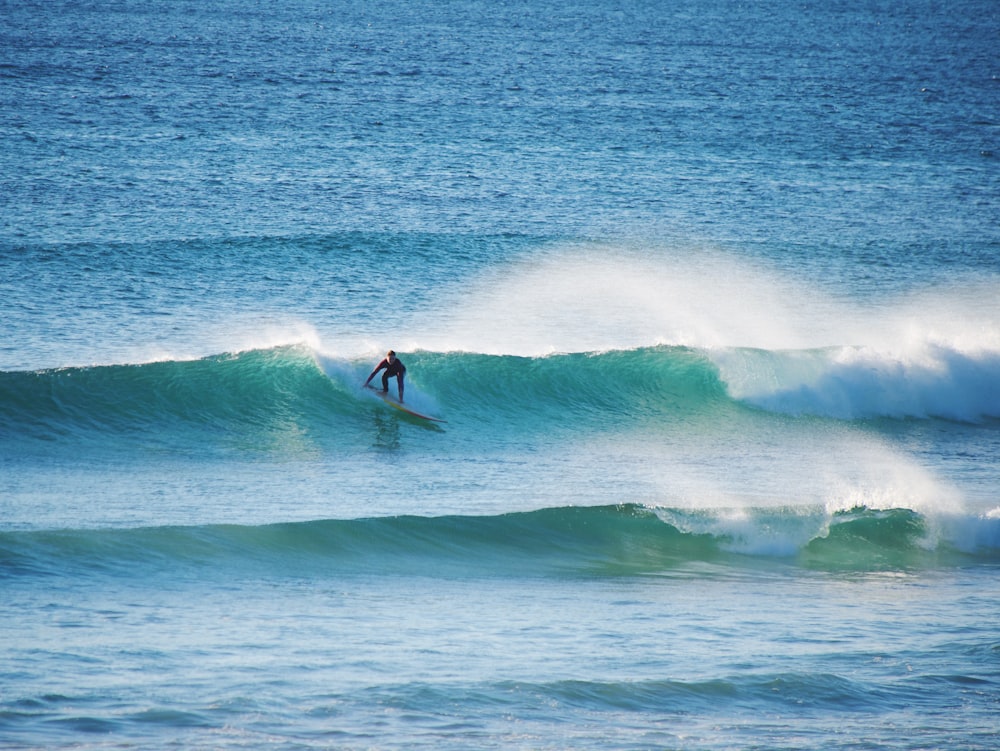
0, 345, 732, 458
0, 347, 343, 452
4, 341, 997, 456
3, 505, 997, 582
412, 346, 730, 424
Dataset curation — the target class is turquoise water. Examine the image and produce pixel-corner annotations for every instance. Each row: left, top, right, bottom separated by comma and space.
2, 0, 999, 748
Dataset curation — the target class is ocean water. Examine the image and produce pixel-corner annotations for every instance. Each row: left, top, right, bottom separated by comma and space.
2, 0, 999, 749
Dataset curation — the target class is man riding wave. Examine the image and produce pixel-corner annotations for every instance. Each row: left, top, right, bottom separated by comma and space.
365, 350, 406, 402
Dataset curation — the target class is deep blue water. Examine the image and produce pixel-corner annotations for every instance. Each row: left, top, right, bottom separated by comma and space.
2, 0, 999, 749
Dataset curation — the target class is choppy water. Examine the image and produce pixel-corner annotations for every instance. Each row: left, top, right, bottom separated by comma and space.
2, 0, 999, 748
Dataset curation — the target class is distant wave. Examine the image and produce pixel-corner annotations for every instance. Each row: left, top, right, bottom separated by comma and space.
400, 671, 937, 716
3, 504, 997, 581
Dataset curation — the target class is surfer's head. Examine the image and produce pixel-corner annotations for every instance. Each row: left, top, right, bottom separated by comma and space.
386, 350, 396, 361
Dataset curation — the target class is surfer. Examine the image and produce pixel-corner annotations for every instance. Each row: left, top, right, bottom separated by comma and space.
365, 350, 406, 402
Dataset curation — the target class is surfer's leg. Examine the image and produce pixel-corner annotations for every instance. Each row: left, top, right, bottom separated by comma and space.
381, 372, 390, 392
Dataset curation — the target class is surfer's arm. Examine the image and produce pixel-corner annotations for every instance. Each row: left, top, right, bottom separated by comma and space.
364, 359, 387, 386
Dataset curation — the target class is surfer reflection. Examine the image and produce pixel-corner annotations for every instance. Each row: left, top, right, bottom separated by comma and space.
364, 350, 406, 402
371, 411, 401, 450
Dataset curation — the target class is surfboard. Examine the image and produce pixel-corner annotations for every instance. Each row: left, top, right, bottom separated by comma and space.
364, 386, 447, 423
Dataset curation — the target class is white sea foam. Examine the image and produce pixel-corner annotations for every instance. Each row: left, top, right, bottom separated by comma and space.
715, 343, 1000, 422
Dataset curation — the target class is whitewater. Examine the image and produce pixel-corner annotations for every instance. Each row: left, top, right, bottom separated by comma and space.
3, 0, 999, 748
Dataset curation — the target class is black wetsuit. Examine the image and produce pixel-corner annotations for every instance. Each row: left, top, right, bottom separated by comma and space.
372, 356, 405, 391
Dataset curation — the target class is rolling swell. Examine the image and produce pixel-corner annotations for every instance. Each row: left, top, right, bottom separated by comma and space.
371, 672, 923, 716
3, 505, 997, 581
